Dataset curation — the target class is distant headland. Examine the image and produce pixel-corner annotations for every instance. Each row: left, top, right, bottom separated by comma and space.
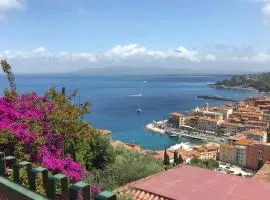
209, 72, 270, 93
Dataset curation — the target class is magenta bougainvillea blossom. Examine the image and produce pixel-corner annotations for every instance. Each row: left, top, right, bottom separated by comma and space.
0, 93, 88, 183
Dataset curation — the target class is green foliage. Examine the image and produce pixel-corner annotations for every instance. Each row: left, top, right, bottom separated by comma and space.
190, 158, 219, 170
83, 132, 115, 170
215, 72, 270, 92
163, 148, 170, 166
1, 60, 17, 94
117, 192, 133, 200
178, 154, 184, 164
86, 144, 164, 190
173, 151, 180, 165
258, 159, 264, 170
45, 87, 94, 160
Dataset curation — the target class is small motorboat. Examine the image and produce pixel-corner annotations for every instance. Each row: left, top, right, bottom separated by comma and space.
169, 134, 178, 137
136, 108, 142, 113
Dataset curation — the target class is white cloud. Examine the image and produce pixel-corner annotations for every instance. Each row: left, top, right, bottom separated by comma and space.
174, 47, 200, 62
0, 0, 25, 19
252, 51, 270, 62
253, 0, 270, 24
1, 44, 270, 73
262, 3, 270, 15
228, 51, 270, 62
2, 44, 207, 62
204, 54, 217, 61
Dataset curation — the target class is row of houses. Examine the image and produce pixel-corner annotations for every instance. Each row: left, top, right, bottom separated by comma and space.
169, 96, 270, 141
219, 138, 270, 170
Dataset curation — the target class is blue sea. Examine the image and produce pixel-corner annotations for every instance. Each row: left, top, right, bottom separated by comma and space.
0, 74, 266, 150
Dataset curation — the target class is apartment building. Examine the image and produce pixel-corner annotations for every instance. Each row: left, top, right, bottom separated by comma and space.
235, 145, 247, 167
243, 120, 269, 131
198, 118, 219, 134
217, 121, 245, 135
219, 144, 236, 164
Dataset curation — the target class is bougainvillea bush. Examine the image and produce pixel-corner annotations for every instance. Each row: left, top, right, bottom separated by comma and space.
0, 92, 88, 182
0, 60, 98, 185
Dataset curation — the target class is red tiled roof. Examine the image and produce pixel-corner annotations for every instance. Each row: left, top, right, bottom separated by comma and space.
122, 165, 270, 200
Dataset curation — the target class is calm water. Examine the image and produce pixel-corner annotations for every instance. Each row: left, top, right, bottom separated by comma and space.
0, 74, 266, 150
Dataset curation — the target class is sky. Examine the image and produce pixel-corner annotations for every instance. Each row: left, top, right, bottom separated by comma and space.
0, 0, 270, 73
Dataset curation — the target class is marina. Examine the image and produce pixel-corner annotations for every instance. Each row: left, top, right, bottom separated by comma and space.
146, 120, 227, 144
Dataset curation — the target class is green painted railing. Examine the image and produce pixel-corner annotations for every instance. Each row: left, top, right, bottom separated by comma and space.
0, 152, 116, 200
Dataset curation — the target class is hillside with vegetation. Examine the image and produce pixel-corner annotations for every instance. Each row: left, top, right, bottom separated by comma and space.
213, 72, 270, 92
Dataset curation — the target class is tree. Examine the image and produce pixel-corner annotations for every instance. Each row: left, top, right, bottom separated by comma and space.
44, 87, 93, 160
173, 150, 180, 165
84, 132, 115, 170
1, 60, 17, 94
258, 159, 264, 170
178, 154, 184, 164
163, 148, 170, 166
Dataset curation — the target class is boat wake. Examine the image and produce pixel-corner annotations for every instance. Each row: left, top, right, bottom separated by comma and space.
129, 93, 142, 97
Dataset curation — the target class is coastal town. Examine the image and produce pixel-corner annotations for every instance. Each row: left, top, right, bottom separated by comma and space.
145, 96, 270, 172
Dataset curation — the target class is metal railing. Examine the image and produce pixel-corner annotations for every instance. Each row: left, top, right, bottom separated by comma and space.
0, 152, 116, 200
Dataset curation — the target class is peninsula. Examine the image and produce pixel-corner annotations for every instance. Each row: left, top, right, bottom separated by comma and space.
210, 72, 270, 92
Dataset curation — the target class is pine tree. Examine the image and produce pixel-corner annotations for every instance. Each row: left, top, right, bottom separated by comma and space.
164, 148, 170, 166
179, 154, 184, 164
174, 150, 180, 165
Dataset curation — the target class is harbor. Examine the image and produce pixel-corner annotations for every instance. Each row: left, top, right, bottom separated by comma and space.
145, 120, 227, 143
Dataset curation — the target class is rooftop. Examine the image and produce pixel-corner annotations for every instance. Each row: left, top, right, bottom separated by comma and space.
170, 112, 184, 117
234, 138, 256, 146
120, 165, 270, 200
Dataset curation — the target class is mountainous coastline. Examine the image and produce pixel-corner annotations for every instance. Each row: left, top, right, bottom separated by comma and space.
211, 72, 270, 92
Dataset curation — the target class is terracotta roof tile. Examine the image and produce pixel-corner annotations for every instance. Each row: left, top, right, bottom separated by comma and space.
119, 165, 270, 200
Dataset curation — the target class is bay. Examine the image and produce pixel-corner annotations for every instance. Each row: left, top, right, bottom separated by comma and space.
0, 74, 265, 150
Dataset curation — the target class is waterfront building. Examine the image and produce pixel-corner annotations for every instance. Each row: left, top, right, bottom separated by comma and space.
219, 144, 236, 164
217, 121, 245, 135
186, 116, 200, 129
191, 106, 224, 120
169, 112, 185, 128
198, 117, 220, 134
242, 129, 267, 142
